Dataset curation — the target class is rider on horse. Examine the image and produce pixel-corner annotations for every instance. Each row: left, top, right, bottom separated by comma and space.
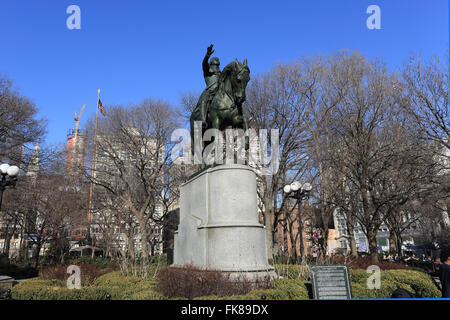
195, 44, 221, 127
190, 45, 251, 168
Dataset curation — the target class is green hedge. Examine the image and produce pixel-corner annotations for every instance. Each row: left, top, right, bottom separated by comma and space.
194, 269, 439, 300
64, 256, 117, 269
273, 265, 440, 298
274, 264, 311, 281
349, 269, 440, 298
11, 268, 440, 300
11, 271, 164, 300
0, 258, 38, 279
194, 279, 310, 300
10, 279, 108, 300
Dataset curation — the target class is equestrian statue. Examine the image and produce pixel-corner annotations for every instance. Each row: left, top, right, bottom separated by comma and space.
190, 44, 250, 168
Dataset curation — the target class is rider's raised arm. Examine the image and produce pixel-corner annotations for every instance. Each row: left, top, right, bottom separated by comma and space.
202, 53, 211, 77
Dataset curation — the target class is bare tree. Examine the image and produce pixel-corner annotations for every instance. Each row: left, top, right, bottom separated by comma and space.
245, 67, 310, 260
415, 200, 450, 246
84, 99, 179, 269
0, 76, 47, 164
402, 53, 449, 152
3, 170, 87, 266
327, 52, 402, 262
280, 53, 352, 257
178, 91, 200, 123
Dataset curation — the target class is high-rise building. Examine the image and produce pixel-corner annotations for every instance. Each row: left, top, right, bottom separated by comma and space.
66, 128, 86, 175
26, 143, 39, 180
87, 127, 165, 257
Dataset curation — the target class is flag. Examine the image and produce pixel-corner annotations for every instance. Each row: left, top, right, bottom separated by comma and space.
98, 99, 106, 116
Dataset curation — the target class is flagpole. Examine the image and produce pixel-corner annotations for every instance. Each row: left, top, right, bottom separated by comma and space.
88, 89, 101, 223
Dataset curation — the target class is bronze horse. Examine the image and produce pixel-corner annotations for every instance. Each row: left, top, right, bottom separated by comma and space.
190, 59, 250, 167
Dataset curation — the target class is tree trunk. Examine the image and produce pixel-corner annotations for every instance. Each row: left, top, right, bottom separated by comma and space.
321, 223, 329, 257
280, 218, 289, 259
297, 209, 306, 263
395, 233, 403, 257
33, 243, 42, 268
150, 242, 155, 257
3, 223, 11, 257
19, 237, 27, 261
367, 229, 379, 263
263, 197, 274, 261
272, 223, 280, 257
389, 231, 396, 255
346, 217, 358, 257
137, 218, 150, 259
91, 237, 95, 259
287, 218, 297, 260
127, 230, 135, 259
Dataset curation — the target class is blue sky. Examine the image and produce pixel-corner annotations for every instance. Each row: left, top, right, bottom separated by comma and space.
0, 0, 448, 146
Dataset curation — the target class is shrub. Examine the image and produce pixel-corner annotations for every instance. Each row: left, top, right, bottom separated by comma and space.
268, 278, 309, 299
92, 271, 164, 300
92, 271, 130, 287
12, 285, 111, 300
193, 269, 439, 300
329, 255, 410, 270
65, 256, 118, 269
156, 265, 272, 299
271, 255, 304, 265
12, 271, 164, 300
382, 270, 441, 298
149, 254, 168, 266
194, 278, 309, 300
11, 267, 440, 300
39, 263, 119, 286
11, 279, 66, 300
274, 264, 310, 281
118, 256, 168, 278
349, 269, 440, 298
0, 256, 38, 279
349, 269, 368, 283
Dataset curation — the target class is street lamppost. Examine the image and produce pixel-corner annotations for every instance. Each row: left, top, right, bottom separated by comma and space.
283, 181, 312, 264
0, 163, 20, 210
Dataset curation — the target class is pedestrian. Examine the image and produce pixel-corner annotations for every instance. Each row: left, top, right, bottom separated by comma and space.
438, 246, 450, 298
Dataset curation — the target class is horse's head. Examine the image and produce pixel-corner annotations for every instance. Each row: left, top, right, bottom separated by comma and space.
221, 59, 250, 105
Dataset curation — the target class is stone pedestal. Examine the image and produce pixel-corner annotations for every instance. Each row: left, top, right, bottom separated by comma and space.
173, 164, 274, 280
